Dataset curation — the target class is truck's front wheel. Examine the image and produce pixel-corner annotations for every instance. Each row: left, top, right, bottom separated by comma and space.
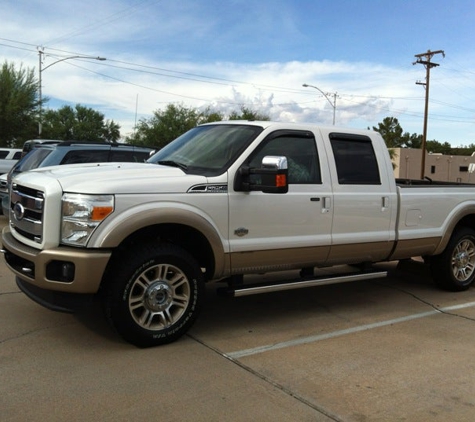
103, 243, 204, 347
431, 227, 475, 291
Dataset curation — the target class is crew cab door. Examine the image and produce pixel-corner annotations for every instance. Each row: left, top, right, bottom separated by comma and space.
228, 130, 333, 273
322, 131, 398, 264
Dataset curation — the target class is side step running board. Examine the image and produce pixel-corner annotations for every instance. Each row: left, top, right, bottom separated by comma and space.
218, 270, 388, 297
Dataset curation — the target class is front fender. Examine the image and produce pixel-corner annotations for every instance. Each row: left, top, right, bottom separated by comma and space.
88, 202, 229, 277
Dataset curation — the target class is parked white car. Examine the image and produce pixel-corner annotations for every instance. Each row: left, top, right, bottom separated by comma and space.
0, 173, 8, 215
0, 148, 22, 160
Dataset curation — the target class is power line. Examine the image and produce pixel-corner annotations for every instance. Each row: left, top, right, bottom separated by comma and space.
42, 0, 165, 46
3, 37, 474, 133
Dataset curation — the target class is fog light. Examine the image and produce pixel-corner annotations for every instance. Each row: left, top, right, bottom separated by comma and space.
46, 260, 75, 283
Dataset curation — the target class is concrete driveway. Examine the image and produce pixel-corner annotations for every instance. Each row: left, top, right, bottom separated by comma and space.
1, 215, 475, 421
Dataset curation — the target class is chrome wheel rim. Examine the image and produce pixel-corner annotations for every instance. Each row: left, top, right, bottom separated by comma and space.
451, 239, 475, 283
128, 263, 190, 330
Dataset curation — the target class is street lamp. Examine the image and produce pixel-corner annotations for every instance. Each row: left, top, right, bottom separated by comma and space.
302, 83, 337, 125
38, 49, 106, 137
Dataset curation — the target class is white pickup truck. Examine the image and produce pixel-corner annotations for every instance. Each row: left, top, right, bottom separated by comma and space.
3, 121, 475, 347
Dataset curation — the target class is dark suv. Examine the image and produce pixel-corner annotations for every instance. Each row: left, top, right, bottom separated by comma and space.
0, 141, 155, 215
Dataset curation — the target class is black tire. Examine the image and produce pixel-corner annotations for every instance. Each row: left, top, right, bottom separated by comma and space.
103, 243, 204, 347
430, 227, 475, 291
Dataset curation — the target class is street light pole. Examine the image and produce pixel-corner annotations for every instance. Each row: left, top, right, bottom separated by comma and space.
37, 48, 106, 137
302, 83, 337, 125
38, 48, 43, 137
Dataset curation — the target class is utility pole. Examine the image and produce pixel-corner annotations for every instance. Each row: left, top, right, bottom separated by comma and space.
413, 49, 444, 179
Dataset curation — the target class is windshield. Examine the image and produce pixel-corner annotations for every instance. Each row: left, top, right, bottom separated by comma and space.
148, 124, 263, 176
9, 148, 53, 180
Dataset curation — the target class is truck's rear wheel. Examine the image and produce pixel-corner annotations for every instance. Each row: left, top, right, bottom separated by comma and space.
103, 243, 204, 347
431, 227, 475, 291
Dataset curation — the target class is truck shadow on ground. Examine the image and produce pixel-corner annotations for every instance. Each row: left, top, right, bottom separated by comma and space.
72, 299, 126, 346
71, 260, 453, 348
191, 261, 442, 337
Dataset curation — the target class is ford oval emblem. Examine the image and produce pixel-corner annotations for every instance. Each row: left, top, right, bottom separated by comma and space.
13, 202, 25, 220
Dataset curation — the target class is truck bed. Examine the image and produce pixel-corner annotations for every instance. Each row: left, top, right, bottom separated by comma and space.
396, 178, 475, 187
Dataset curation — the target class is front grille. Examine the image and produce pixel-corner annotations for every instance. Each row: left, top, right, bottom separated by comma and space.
10, 183, 45, 243
0, 179, 8, 192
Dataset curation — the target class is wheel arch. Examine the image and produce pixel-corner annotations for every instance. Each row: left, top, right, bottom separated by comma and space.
92, 207, 229, 281
433, 207, 475, 255
430, 225, 475, 291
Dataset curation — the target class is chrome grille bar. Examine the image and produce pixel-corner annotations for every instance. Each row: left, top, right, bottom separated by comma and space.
10, 183, 44, 242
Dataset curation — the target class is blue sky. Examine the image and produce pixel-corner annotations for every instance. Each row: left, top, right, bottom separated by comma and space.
2, 0, 475, 145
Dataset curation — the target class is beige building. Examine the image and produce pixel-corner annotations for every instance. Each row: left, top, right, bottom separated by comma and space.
391, 148, 475, 183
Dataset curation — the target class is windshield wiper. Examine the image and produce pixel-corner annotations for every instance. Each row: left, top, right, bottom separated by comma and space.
157, 160, 188, 171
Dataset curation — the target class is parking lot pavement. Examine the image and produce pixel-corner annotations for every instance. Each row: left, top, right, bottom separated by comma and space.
1, 212, 475, 421
188, 262, 475, 421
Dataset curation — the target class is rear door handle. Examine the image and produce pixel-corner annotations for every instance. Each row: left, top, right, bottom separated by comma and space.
323, 197, 331, 213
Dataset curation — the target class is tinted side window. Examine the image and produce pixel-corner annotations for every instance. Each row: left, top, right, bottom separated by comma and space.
60, 150, 110, 164
109, 150, 150, 162
330, 134, 381, 185
248, 132, 321, 184
12, 151, 22, 160
0, 151, 8, 159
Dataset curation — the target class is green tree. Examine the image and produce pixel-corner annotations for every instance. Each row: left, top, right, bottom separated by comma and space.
201, 106, 225, 123
41, 104, 120, 142
228, 106, 270, 121
372, 117, 405, 148
403, 133, 422, 149
126, 103, 270, 148
372, 117, 424, 149
126, 104, 224, 148
448, 143, 475, 156
426, 140, 451, 155
0, 61, 43, 146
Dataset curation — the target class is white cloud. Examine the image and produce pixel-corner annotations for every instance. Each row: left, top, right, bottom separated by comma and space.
3, 0, 475, 144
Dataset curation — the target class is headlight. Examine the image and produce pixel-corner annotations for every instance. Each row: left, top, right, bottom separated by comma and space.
61, 193, 114, 246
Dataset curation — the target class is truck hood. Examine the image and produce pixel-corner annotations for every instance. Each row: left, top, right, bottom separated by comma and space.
20, 162, 211, 194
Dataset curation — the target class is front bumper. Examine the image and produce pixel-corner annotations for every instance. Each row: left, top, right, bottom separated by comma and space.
2, 226, 112, 294
16, 277, 95, 313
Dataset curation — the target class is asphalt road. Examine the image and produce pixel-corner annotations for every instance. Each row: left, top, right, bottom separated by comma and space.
1, 214, 475, 421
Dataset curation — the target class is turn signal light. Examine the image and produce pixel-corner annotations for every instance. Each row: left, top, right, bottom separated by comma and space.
276, 174, 287, 187
91, 206, 114, 221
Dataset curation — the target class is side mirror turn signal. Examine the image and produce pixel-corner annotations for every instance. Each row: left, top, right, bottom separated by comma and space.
234, 156, 289, 194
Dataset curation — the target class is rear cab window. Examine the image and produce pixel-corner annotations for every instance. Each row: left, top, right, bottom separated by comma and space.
329, 133, 381, 185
